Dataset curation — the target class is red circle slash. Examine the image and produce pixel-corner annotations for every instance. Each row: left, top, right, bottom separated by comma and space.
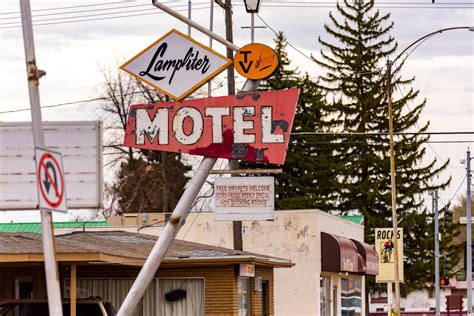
37, 153, 65, 209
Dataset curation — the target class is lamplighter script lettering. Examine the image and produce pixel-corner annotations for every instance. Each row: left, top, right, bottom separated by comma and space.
139, 42, 211, 85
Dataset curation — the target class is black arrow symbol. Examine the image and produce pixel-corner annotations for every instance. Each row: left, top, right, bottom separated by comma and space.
43, 161, 58, 196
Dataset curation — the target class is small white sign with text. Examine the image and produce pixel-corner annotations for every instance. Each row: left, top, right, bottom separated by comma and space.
214, 176, 274, 221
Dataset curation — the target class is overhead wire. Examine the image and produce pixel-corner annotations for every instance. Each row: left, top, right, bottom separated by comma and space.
0, 5, 211, 29
255, 13, 317, 65
438, 175, 467, 209
0, 1, 470, 28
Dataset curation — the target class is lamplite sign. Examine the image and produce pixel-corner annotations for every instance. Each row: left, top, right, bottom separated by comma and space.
375, 228, 404, 283
120, 29, 232, 101
123, 89, 300, 165
214, 176, 274, 221
234, 43, 279, 80
34, 147, 67, 212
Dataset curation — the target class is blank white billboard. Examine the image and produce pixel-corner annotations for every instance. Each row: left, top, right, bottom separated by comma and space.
0, 121, 103, 210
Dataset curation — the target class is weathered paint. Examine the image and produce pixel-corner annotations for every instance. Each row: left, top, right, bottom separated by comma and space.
123, 89, 300, 164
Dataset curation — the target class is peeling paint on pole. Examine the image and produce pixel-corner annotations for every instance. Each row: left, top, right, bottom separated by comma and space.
123, 89, 300, 165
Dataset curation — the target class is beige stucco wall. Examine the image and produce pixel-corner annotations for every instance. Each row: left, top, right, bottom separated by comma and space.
177, 209, 365, 316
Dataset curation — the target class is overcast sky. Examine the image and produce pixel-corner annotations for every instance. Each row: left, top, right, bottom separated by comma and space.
0, 0, 472, 222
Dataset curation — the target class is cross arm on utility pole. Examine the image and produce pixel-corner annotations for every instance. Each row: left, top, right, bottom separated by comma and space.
215, 0, 228, 10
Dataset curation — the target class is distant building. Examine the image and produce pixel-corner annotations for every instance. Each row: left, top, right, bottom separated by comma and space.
106, 209, 379, 316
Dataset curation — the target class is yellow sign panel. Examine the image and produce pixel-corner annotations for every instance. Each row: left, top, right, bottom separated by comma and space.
234, 43, 279, 80
375, 228, 404, 283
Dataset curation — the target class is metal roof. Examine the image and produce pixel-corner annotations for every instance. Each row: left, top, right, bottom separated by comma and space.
340, 215, 364, 225
0, 231, 293, 268
0, 221, 110, 234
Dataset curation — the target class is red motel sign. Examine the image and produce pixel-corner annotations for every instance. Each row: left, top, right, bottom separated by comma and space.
123, 89, 300, 165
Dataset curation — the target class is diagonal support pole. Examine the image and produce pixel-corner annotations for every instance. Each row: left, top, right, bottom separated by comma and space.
117, 157, 216, 315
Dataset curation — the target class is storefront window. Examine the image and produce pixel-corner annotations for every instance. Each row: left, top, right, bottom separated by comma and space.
238, 277, 250, 316
341, 277, 362, 316
320, 276, 331, 315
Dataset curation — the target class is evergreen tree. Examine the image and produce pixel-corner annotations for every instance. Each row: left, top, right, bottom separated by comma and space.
242, 32, 338, 211
316, 0, 451, 292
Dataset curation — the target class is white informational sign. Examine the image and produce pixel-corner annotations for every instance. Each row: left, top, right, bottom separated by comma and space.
0, 121, 103, 210
239, 263, 255, 277
214, 177, 274, 221
375, 228, 404, 283
120, 29, 232, 101
34, 147, 67, 212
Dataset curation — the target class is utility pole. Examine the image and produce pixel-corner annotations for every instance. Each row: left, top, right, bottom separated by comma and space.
224, 0, 236, 96
467, 148, 472, 315
222, 0, 242, 251
434, 190, 440, 316
19, 0, 63, 315
386, 60, 401, 316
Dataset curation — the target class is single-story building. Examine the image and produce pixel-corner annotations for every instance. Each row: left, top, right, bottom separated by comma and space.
0, 230, 293, 315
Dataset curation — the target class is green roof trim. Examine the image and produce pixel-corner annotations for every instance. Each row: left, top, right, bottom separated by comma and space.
340, 215, 364, 225
0, 221, 110, 234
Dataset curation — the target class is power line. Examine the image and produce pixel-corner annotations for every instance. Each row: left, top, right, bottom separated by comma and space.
0, 5, 210, 29
255, 13, 317, 65
0, 3, 150, 20
1, 0, 470, 17
292, 131, 474, 136
0, 1, 188, 15
0, 2, 211, 24
439, 175, 467, 209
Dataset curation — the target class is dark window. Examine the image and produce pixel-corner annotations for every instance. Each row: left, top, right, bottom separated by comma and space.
63, 303, 104, 316
18, 281, 33, 299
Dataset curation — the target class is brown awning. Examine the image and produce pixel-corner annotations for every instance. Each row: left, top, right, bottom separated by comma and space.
351, 239, 379, 275
321, 232, 359, 273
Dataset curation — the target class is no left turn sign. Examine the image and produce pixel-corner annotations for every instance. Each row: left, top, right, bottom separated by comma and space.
35, 147, 67, 212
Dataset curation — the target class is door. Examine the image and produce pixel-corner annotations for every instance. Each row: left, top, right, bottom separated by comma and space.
262, 281, 269, 316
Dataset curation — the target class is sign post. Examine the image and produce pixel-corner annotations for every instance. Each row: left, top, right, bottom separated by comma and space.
19, 0, 63, 314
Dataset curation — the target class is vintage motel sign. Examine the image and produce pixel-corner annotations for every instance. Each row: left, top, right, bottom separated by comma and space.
375, 228, 404, 283
34, 147, 67, 212
234, 43, 279, 80
123, 89, 300, 165
120, 29, 232, 101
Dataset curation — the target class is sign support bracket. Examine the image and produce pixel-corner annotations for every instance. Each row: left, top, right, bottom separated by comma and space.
152, 0, 239, 51
19, 0, 63, 314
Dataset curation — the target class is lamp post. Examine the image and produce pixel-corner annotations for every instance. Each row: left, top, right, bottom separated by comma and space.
386, 26, 473, 316
243, 0, 261, 43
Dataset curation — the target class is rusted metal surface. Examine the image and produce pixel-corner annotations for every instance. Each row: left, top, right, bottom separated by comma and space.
123, 89, 300, 165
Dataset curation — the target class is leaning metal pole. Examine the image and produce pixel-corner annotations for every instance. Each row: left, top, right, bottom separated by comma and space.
117, 157, 217, 315
19, 0, 63, 314
386, 60, 401, 316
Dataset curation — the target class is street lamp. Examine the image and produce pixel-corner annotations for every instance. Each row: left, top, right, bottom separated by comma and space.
386, 26, 473, 316
243, 0, 261, 13
243, 0, 261, 43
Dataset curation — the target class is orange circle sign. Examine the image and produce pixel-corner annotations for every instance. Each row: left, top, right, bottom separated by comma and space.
234, 43, 279, 80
